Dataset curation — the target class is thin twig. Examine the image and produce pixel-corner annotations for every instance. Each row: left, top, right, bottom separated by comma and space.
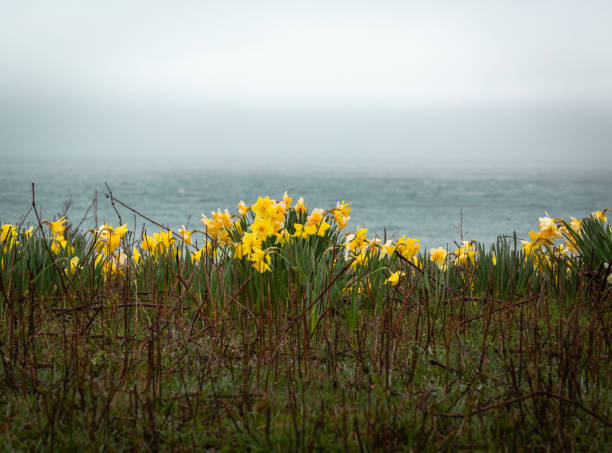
105, 183, 170, 231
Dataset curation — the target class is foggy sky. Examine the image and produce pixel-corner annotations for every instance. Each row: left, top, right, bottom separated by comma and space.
1, 1, 611, 167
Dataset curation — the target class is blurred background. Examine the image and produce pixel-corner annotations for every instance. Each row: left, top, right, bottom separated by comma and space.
1, 1, 611, 248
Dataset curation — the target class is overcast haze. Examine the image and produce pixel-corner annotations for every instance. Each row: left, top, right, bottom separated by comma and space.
1, 1, 611, 169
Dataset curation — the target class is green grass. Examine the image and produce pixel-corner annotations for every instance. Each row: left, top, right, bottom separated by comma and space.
0, 199, 610, 451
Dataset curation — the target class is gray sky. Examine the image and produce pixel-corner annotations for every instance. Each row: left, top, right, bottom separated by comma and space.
1, 1, 611, 167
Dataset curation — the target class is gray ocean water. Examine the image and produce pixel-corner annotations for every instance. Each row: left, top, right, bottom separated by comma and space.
1, 161, 610, 250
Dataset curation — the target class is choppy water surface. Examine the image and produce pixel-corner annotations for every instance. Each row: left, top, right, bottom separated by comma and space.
1, 162, 610, 249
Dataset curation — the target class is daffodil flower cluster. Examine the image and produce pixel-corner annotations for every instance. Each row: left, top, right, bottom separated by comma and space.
343, 227, 422, 292
1, 223, 33, 249
195, 192, 348, 273
1, 224, 18, 249
141, 230, 174, 255
198, 193, 348, 273
520, 210, 610, 269
453, 241, 477, 266
201, 209, 234, 245
92, 223, 130, 275
1, 223, 33, 270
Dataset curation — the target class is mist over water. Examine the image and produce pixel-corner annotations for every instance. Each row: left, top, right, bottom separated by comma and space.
3, 99, 612, 171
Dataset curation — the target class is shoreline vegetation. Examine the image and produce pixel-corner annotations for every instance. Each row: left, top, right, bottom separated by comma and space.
1, 187, 610, 451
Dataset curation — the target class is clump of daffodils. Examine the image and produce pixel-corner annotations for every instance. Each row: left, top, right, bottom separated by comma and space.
453, 241, 477, 266
1, 223, 33, 249
1, 223, 33, 270
201, 209, 234, 245
141, 230, 175, 256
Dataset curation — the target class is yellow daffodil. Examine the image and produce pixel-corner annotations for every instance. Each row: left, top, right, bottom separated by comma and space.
242, 232, 262, 254
233, 242, 248, 260
335, 200, 352, 218
350, 249, 369, 270
377, 240, 395, 258
95, 223, 128, 255
347, 227, 368, 253
66, 256, 79, 275
217, 229, 232, 245
178, 226, 192, 245
304, 208, 330, 236
430, 247, 447, 270
307, 208, 324, 226
332, 201, 352, 231
528, 229, 544, 243
281, 191, 292, 211
538, 216, 561, 240
200, 215, 219, 239
292, 223, 316, 239
294, 197, 307, 215
250, 216, 275, 241
314, 220, 331, 237
592, 210, 608, 224
368, 238, 381, 247
275, 229, 291, 246
1, 224, 17, 247
238, 200, 249, 217
233, 232, 261, 259
252, 196, 275, 219
1, 224, 15, 241
44, 216, 68, 239
215, 209, 233, 228
51, 235, 67, 254
271, 203, 286, 223
192, 248, 204, 262
140, 230, 174, 254
94, 223, 112, 250
233, 218, 244, 236
521, 240, 538, 259
395, 236, 420, 261
249, 248, 271, 273
385, 270, 405, 286
569, 217, 583, 233
335, 215, 350, 230
110, 224, 128, 253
